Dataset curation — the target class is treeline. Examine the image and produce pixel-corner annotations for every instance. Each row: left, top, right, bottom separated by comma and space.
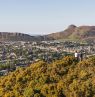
0, 56, 95, 97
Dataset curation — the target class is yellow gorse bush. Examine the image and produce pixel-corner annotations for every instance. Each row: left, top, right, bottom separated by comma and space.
0, 56, 95, 97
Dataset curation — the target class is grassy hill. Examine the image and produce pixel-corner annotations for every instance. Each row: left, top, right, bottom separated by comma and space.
46, 25, 95, 42
0, 56, 95, 97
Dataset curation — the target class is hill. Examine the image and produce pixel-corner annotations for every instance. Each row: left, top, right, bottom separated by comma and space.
1, 25, 95, 42
0, 56, 95, 97
46, 25, 95, 41
0, 32, 44, 41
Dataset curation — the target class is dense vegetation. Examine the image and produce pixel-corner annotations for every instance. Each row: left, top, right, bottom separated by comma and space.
0, 56, 95, 97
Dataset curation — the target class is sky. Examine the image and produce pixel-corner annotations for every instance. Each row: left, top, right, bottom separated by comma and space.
0, 0, 95, 35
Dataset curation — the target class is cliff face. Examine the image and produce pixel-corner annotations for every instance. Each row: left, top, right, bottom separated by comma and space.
46, 25, 95, 41
0, 32, 44, 41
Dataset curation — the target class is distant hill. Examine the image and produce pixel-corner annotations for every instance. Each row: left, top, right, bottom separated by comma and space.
1, 25, 95, 42
46, 25, 95, 41
0, 32, 44, 41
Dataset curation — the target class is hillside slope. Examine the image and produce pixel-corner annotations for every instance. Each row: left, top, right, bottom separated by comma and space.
46, 25, 95, 41
0, 56, 95, 97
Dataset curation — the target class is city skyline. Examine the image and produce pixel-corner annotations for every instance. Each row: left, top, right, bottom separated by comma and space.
0, 0, 95, 35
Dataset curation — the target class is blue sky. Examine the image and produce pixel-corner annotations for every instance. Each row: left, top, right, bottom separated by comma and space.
0, 0, 95, 35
